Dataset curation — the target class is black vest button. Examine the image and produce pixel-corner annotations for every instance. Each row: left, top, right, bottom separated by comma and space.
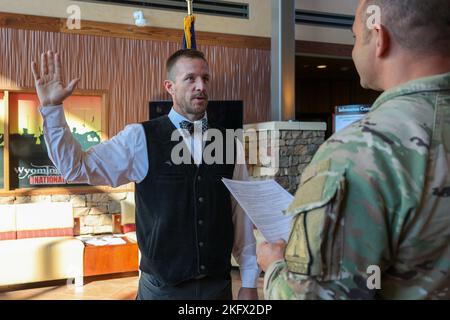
198, 220, 204, 225
199, 242, 204, 247
200, 265, 206, 270
198, 197, 204, 203
197, 175, 202, 181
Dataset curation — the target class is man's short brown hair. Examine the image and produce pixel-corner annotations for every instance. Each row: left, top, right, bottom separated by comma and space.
166, 49, 208, 80
362, 0, 450, 55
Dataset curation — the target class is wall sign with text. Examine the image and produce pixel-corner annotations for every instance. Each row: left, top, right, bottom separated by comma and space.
333, 104, 371, 133
8, 93, 103, 189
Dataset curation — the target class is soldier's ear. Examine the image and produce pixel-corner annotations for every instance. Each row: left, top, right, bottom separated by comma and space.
375, 24, 390, 58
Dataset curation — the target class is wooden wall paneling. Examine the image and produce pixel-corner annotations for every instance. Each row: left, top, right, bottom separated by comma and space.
203, 45, 271, 123
296, 40, 354, 58
0, 12, 60, 33
62, 20, 271, 50
0, 28, 271, 135
3, 91, 9, 191
0, 11, 270, 50
0, 11, 271, 195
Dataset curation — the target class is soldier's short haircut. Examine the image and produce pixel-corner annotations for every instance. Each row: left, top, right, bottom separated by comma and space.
362, 0, 450, 55
166, 49, 208, 80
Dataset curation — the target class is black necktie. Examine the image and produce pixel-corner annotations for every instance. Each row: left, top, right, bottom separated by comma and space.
180, 118, 208, 135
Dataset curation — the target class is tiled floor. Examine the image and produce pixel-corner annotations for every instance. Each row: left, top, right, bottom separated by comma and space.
0, 269, 264, 300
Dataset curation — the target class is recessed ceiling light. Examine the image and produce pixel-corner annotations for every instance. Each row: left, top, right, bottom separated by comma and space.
317, 65, 327, 69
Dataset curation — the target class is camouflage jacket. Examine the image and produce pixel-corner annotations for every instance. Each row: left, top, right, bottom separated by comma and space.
265, 72, 450, 300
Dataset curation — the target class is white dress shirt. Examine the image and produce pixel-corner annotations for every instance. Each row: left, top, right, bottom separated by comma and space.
40, 105, 260, 288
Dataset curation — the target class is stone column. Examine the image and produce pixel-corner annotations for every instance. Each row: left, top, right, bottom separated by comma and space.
245, 121, 327, 194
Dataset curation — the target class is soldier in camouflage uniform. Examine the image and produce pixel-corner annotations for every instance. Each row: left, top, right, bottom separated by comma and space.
257, 0, 450, 299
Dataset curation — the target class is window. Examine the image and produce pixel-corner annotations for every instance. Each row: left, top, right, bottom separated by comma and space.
296, 10, 354, 29
1, 90, 106, 191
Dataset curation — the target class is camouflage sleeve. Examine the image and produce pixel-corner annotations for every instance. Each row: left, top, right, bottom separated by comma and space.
264, 260, 349, 300
264, 260, 323, 300
264, 100, 431, 299
264, 260, 379, 300
263, 156, 386, 300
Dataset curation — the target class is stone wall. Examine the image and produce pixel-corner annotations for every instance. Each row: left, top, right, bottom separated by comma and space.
245, 122, 327, 194
0, 192, 129, 235
277, 130, 324, 194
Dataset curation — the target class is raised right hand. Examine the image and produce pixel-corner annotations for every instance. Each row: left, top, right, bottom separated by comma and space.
31, 51, 80, 107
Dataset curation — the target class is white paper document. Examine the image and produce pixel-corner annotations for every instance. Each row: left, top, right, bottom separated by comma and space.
222, 178, 295, 243
77, 235, 127, 246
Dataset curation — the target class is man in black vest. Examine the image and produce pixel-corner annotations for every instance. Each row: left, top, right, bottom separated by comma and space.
32, 49, 260, 300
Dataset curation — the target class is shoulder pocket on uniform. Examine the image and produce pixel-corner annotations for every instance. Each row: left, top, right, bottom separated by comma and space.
283, 159, 346, 281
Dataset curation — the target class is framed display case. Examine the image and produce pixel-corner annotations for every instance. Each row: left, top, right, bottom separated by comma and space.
0, 89, 107, 192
